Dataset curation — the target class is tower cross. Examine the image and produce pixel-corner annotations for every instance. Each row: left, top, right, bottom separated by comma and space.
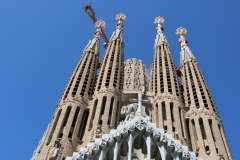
129, 86, 151, 115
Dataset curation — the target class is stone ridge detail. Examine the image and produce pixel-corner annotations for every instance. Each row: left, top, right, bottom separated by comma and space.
66, 116, 202, 160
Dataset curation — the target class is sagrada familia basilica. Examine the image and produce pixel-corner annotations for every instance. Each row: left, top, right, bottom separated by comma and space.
31, 6, 232, 160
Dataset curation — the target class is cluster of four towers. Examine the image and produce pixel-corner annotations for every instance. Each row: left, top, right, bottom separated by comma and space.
32, 14, 232, 160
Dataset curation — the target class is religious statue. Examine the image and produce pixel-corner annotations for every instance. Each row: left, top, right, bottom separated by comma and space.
49, 144, 59, 160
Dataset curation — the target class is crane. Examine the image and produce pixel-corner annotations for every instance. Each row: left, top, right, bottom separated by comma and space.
83, 4, 109, 48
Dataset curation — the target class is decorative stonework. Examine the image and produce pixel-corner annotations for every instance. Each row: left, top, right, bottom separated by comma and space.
66, 116, 202, 160
123, 58, 148, 91
186, 108, 221, 121
96, 88, 120, 98
59, 96, 88, 107
153, 92, 180, 103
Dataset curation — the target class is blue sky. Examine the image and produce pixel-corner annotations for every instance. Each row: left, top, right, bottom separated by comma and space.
0, 1, 239, 159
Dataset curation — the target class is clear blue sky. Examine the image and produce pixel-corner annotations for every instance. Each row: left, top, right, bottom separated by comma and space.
0, 1, 239, 159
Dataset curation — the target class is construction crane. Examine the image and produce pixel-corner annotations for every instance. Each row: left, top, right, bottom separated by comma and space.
83, 4, 109, 48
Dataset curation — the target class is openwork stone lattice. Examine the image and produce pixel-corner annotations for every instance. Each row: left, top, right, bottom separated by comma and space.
66, 116, 202, 160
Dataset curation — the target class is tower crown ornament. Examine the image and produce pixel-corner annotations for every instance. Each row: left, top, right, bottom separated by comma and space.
94, 20, 106, 39
176, 27, 188, 46
116, 13, 126, 30
95, 20, 106, 28
116, 13, 126, 21
154, 16, 164, 33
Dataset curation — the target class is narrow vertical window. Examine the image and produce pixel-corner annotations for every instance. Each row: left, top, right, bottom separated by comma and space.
47, 109, 62, 145
218, 124, 229, 159
115, 101, 120, 126
162, 101, 166, 121
58, 106, 71, 138
199, 118, 207, 140
179, 107, 185, 137
191, 119, 198, 140
170, 102, 174, 122
100, 96, 107, 115
68, 107, 80, 138
186, 119, 191, 140
156, 103, 159, 127
209, 119, 218, 153
108, 97, 114, 125
88, 99, 98, 130
78, 109, 89, 140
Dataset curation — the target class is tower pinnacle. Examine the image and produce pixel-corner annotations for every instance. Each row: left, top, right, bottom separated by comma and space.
176, 27, 196, 64
85, 20, 105, 53
154, 16, 166, 46
110, 13, 126, 40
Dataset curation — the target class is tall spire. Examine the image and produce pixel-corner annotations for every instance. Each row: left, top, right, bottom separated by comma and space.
150, 16, 188, 146
31, 20, 104, 160
81, 13, 126, 147
178, 27, 232, 159
84, 20, 105, 54
176, 27, 196, 65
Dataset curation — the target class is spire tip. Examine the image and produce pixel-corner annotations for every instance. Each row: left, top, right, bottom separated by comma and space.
116, 13, 126, 21
95, 20, 106, 29
154, 16, 164, 25
176, 27, 187, 36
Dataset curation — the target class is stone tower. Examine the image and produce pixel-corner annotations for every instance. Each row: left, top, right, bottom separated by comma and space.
150, 16, 188, 146
177, 27, 232, 159
31, 20, 105, 160
31, 12, 232, 160
81, 13, 125, 146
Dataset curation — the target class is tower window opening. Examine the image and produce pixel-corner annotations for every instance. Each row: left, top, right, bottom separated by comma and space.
179, 107, 185, 137
108, 97, 114, 125
199, 118, 207, 140
186, 119, 191, 140
156, 103, 159, 127
162, 102, 167, 122
115, 101, 120, 126
209, 119, 218, 153
89, 99, 98, 130
100, 96, 107, 115
78, 109, 89, 140
170, 102, 174, 122
58, 106, 71, 138
68, 107, 80, 139
47, 109, 62, 145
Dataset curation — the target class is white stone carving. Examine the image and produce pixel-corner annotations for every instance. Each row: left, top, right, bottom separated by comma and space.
66, 116, 202, 160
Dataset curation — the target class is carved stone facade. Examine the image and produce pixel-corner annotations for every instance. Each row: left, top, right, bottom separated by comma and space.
124, 58, 148, 92
31, 15, 232, 160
